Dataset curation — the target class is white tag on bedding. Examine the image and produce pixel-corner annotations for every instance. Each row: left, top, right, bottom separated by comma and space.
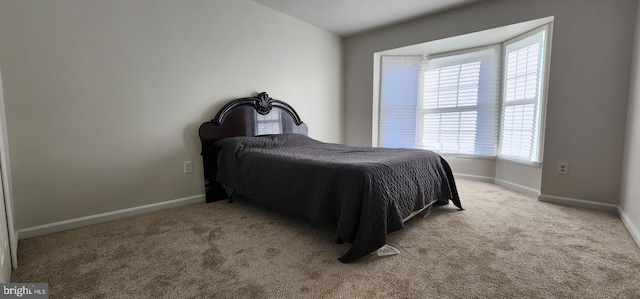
372, 244, 400, 256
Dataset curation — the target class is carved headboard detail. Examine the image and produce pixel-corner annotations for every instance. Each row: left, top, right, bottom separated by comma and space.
212, 92, 304, 126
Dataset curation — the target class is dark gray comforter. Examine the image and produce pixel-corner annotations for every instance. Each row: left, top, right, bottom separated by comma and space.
214, 133, 461, 263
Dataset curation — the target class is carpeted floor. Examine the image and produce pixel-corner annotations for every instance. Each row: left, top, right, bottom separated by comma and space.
11, 179, 640, 298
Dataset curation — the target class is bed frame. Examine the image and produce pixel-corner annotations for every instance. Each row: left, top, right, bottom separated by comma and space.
198, 92, 309, 203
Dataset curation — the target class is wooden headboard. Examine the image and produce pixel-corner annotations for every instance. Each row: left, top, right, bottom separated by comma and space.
198, 92, 308, 143
198, 92, 308, 203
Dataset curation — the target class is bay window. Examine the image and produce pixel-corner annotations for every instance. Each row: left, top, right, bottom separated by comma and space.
378, 24, 550, 164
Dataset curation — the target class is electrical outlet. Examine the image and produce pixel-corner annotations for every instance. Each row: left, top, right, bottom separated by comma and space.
557, 162, 569, 175
184, 161, 193, 174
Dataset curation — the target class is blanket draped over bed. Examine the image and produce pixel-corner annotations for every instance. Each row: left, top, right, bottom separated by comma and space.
212, 133, 462, 263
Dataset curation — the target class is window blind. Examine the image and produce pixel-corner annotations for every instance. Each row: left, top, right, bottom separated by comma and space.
499, 27, 547, 163
419, 46, 501, 156
376, 25, 550, 163
378, 56, 421, 148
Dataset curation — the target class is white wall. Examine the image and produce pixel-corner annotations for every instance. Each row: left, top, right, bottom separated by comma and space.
344, 0, 636, 204
0, 0, 343, 230
620, 0, 640, 246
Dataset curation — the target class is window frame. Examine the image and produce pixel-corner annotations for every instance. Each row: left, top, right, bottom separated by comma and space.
417, 45, 501, 157
373, 19, 553, 167
498, 24, 551, 166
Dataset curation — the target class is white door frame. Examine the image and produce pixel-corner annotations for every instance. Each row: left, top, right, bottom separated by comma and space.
0, 68, 18, 270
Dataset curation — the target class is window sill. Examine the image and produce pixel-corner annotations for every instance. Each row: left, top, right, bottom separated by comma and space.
440, 154, 541, 168
496, 157, 541, 168
440, 154, 496, 161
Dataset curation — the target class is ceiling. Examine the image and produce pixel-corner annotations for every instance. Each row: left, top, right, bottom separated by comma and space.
250, 0, 483, 37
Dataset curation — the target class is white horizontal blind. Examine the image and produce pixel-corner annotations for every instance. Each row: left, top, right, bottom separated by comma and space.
378, 56, 421, 148
419, 46, 500, 156
499, 27, 547, 162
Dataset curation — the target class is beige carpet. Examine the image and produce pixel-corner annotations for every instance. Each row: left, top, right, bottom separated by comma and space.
11, 179, 640, 298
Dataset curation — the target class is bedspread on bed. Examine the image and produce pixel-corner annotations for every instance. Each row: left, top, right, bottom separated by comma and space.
213, 133, 461, 263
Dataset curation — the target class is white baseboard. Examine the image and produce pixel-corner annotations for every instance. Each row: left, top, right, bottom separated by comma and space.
17, 194, 205, 240
618, 207, 640, 248
453, 173, 495, 183
453, 173, 540, 197
454, 174, 638, 250
494, 178, 540, 197
537, 194, 619, 212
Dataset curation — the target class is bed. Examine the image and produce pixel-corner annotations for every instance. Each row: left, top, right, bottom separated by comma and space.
199, 92, 462, 263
